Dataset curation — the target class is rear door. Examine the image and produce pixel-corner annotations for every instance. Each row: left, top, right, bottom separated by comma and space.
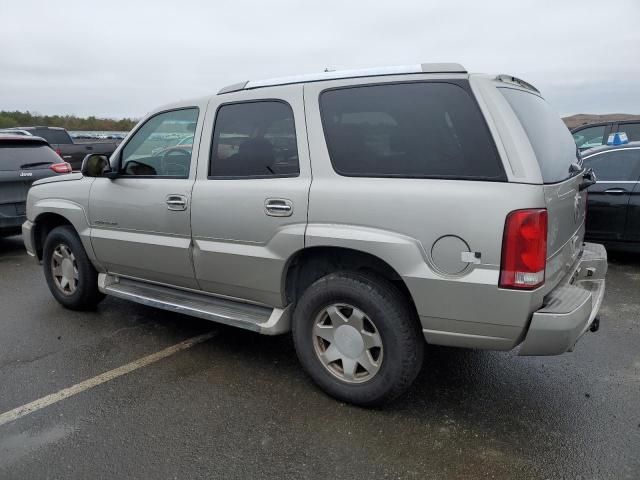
626, 179, 640, 241
582, 147, 640, 241
190, 86, 311, 307
0, 140, 59, 225
499, 87, 586, 290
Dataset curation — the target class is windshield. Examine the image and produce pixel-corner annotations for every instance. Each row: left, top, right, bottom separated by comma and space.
500, 87, 579, 183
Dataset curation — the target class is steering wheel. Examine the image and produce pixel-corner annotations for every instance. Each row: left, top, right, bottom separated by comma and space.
123, 160, 157, 176
161, 148, 191, 177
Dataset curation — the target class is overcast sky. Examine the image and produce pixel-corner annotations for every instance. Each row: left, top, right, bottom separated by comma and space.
1, 0, 638, 119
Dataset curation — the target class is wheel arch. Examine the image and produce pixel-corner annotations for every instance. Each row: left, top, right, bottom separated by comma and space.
283, 246, 418, 316
32, 212, 75, 261
29, 195, 100, 267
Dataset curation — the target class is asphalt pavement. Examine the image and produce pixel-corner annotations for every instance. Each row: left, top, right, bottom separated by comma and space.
0, 234, 638, 479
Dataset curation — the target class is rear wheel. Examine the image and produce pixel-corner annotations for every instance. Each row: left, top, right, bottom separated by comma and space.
292, 272, 424, 406
43, 225, 104, 310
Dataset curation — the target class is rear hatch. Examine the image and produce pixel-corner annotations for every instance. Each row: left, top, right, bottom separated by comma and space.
0, 138, 61, 220
499, 87, 587, 293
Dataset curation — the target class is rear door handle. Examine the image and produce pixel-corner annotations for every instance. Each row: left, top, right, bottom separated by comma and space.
166, 194, 188, 211
604, 188, 627, 195
265, 198, 293, 217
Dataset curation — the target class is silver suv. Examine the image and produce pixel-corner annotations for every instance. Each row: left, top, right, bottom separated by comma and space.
23, 63, 607, 406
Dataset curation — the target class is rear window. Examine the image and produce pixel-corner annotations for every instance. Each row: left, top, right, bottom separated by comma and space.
319, 82, 505, 180
0, 143, 60, 171
33, 129, 72, 144
499, 88, 578, 183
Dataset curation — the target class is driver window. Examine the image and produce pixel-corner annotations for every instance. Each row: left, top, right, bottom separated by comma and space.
573, 125, 606, 150
120, 108, 199, 178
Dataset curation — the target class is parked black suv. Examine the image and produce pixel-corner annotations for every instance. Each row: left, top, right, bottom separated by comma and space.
0, 135, 71, 236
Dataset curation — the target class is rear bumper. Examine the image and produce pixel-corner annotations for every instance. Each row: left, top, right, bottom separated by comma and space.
518, 242, 607, 356
0, 217, 24, 230
0, 203, 26, 232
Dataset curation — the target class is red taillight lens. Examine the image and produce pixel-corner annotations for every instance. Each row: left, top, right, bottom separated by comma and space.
499, 209, 547, 290
50, 162, 72, 174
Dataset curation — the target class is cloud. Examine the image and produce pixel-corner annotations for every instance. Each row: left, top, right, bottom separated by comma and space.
1, 0, 638, 118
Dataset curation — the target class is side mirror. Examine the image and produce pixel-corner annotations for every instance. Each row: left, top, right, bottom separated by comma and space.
81, 154, 113, 178
580, 168, 597, 191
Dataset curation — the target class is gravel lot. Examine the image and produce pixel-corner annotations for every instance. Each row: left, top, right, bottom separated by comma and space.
0, 234, 638, 479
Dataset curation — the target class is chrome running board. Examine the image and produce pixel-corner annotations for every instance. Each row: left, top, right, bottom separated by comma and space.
98, 273, 290, 335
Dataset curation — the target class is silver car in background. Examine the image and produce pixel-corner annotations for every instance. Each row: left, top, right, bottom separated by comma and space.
22, 63, 607, 406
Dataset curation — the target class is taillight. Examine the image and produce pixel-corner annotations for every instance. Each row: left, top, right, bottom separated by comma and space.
50, 162, 72, 174
499, 209, 547, 290
55, 148, 63, 158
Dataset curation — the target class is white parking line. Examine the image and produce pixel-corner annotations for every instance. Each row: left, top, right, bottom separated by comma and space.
0, 331, 216, 428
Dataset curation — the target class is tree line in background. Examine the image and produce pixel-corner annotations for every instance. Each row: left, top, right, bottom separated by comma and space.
0, 111, 138, 131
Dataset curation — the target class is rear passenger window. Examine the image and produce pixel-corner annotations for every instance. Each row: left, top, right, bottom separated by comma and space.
210, 101, 299, 178
618, 123, 640, 143
319, 82, 504, 180
583, 149, 640, 181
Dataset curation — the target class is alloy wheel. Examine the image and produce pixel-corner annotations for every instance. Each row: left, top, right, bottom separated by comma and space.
312, 304, 383, 384
50, 243, 79, 296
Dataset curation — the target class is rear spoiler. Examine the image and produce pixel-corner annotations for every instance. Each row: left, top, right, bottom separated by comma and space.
495, 74, 540, 94
0, 135, 50, 146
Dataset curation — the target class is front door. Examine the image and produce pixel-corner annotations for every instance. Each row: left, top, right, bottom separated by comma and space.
190, 86, 311, 307
584, 147, 640, 241
89, 107, 203, 288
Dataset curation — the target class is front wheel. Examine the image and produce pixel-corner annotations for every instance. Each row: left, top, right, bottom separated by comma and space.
292, 272, 424, 406
43, 225, 104, 310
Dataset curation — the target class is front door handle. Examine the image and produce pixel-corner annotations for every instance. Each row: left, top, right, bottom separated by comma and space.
166, 194, 188, 211
604, 188, 626, 195
265, 198, 293, 217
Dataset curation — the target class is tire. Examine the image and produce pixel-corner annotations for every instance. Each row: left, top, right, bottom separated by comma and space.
43, 225, 104, 310
292, 271, 424, 407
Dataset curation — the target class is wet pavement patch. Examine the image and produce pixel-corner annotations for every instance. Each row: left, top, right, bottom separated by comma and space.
0, 236, 639, 479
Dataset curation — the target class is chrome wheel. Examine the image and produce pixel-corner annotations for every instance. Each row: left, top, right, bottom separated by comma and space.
50, 243, 79, 296
312, 304, 383, 384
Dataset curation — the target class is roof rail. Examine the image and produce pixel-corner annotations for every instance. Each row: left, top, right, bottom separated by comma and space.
217, 63, 467, 95
495, 74, 540, 94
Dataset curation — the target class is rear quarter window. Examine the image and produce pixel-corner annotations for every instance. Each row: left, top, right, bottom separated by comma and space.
499, 87, 578, 184
319, 82, 505, 180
